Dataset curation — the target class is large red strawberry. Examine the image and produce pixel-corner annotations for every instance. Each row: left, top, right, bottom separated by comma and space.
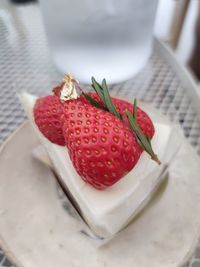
62, 100, 142, 190
33, 95, 65, 145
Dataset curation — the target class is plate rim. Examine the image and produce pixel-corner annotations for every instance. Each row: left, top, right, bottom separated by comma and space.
0, 122, 29, 267
0, 121, 200, 267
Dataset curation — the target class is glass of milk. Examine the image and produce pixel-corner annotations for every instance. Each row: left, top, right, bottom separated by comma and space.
39, 0, 158, 84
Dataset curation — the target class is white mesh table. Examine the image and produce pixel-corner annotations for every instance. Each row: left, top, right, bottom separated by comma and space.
0, 1, 200, 267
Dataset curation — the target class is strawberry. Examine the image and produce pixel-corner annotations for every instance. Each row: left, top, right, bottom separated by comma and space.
33, 95, 65, 146
62, 100, 142, 190
82, 92, 155, 138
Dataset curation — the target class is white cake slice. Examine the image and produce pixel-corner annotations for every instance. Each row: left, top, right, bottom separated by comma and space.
21, 93, 174, 239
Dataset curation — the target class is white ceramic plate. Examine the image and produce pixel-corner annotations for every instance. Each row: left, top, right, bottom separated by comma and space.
0, 122, 200, 267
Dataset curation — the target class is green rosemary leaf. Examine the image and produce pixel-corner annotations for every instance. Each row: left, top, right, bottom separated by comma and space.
133, 99, 137, 119
127, 110, 150, 150
96, 80, 104, 93
82, 92, 108, 111
91, 77, 106, 104
101, 79, 121, 119
126, 110, 161, 165
146, 134, 152, 149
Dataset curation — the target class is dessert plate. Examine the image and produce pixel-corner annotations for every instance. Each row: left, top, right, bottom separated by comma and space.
0, 122, 200, 267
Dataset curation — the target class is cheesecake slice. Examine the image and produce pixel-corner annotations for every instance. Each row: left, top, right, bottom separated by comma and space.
21, 92, 174, 239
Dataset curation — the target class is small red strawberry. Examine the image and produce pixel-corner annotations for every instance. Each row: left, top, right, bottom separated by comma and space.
33, 95, 65, 145
83, 92, 155, 138
63, 100, 142, 190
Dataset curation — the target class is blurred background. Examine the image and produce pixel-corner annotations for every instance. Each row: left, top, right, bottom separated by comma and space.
7, 0, 200, 84
154, 0, 200, 81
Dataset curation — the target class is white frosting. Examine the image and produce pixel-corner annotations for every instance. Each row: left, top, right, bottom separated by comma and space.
21, 93, 172, 238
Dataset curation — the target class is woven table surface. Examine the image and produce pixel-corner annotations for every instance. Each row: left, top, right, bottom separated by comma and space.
0, 1, 200, 266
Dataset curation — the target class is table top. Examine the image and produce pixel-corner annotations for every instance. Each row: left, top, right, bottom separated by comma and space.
0, 1, 200, 267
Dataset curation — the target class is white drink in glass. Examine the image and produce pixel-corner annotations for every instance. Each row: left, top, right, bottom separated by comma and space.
39, 0, 158, 83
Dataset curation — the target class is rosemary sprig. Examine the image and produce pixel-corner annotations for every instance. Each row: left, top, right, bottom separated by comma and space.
88, 77, 122, 119
82, 77, 161, 165
126, 100, 161, 165
101, 79, 122, 119
82, 92, 107, 111
91, 77, 106, 104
